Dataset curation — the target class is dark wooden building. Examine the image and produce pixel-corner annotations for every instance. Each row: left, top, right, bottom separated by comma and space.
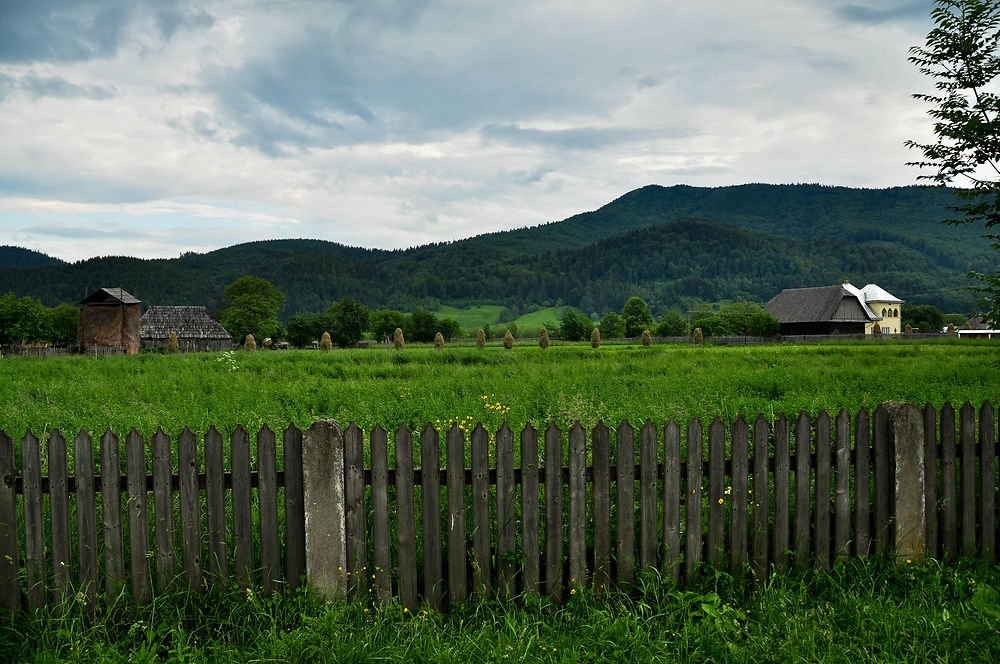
140, 306, 233, 352
765, 285, 874, 335
78, 287, 142, 354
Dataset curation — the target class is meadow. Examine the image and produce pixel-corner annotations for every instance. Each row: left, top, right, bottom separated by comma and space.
1, 338, 998, 440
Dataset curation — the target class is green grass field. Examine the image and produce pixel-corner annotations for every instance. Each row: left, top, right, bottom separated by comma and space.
1, 339, 998, 439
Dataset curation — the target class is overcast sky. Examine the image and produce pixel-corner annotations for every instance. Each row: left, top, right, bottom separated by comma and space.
0, 0, 940, 262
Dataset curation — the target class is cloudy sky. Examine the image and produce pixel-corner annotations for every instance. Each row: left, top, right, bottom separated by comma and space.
0, 0, 940, 261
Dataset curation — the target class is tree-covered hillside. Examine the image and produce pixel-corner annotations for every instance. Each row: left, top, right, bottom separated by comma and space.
0, 184, 986, 315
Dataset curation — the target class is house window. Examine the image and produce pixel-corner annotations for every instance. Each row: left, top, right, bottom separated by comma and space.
882, 308, 887, 317
894, 308, 899, 317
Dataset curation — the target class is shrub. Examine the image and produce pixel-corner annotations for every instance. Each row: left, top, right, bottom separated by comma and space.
539, 327, 550, 349
590, 327, 601, 349
434, 332, 445, 350
476, 328, 486, 349
393, 327, 405, 350
503, 330, 514, 349
166, 332, 180, 353
320, 331, 333, 351
243, 334, 257, 351
641, 329, 652, 346
692, 327, 703, 345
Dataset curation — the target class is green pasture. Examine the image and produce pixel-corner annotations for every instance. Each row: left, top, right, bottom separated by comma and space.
1, 339, 997, 440
431, 304, 506, 330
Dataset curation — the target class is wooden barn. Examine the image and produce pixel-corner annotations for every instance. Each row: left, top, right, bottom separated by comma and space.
765, 284, 874, 336
140, 306, 233, 352
78, 287, 142, 354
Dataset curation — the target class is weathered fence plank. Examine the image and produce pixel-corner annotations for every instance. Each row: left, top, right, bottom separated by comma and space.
855, 408, 871, 557
834, 409, 851, 561
616, 420, 636, 584
100, 429, 125, 597
345, 423, 367, 598
471, 424, 492, 593
592, 421, 611, 591
231, 425, 254, 590
446, 424, 467, 604
686, 418, 703, 580
545, 423, 563, 600
303, 420, 346, 598
923, 404, 939, 560
395, 424, 418, 610
520, 424, 540, 595
960, 401, 976, 557
48, 429, 72, 607
0, 431, 18, 616
204, 426, 228, 583
940, 403, 958, 562
730, 415, 749, 576
751, 415, 769, 581
283, 424, 305, 591
370, 425, 392, 606
640, 419, 658, 572
794, 411, 811, 568
152, 428, 176, 591
258, 425, 280, 595
178, 427, 202, 592
126, 429, 151, 604
74, 429, 97, 607
569, 422, 587, 589
22, 430, 44, 611
773, 414, 791, 572
496, 422, 517, 600
663, 420, 681, 581
707, 417, 725, 568
980, 401, 996, 564
873, 405, 891, 555
814, 410, 831, 569
420, 423, 443, 609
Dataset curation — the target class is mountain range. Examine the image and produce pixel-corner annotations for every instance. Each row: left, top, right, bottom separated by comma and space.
0, 183, 991, 318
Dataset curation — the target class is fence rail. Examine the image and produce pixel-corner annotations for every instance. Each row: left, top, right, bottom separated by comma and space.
1, 400, 997, 615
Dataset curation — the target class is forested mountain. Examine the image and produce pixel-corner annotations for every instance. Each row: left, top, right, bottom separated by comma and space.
0, 246, 63, 268
0, 184, 988, 316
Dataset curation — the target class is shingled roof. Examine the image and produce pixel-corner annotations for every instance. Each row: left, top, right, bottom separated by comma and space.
140, 306, 231, 340
765, 285, 874, 324
80, 287, 141, 305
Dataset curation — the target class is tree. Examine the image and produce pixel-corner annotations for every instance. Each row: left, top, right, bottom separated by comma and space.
598, 312, 624, 339
48, 303, 78, 346
219, 276, 285, 342
370, 309, 407, 342
902, 304, 945, 332
717, 301, 781, 336
908, 0, 1000, 325
438, 318, 462, 342
409, 309, 438, 343
286, 311, 321, 347
559, 309, 594, 341
654, 312, 686, 337
0, 293, 50, 346
327, 297, 370, 347
621, 297, 654, 337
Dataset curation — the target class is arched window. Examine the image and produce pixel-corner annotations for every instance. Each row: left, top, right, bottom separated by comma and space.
894, 308, 899, 317
882, 308, 887, 317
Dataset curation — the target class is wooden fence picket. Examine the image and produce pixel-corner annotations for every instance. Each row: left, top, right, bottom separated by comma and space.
446, 424, 467, 604
544, 423, 563, 600
100, 429, 125, 597
772, 414, 790, 572
344, 423, 367, 598
960, 402, 976, 557
231, 425, 253, 590
394, 424, 418, 611
258, 425, 280, 595
370, 425, 392, 606
520, 424, 540, 595
204, 426, 228, 583
814, 410, 831, 569
151, 427, 176, 592
496, 422, 516, 600
855, 408, 871, 557
420, 423, 443, 609
923, 404, 939, 560
707, 417, 725, 568
940, 403, 958, 561
74, 429, 98, 607
834, 409, 851, 561
794, 411, 811, 568
685, 418, 703, 580
568, 422, 587, 589
592, 421, 611, 591
639, 419, 658, 572
0, 431, 17, 616
126, 429, 151, 604
471, 424, 492, 593
283, 423, 305, 591
730, 415, 749, 576
980, 401, 996, 564
48, 429, 72, 607
662, 419, 681, 582
615, 420, 635, 585
178, 427, 202, 592
751, 414, 769, 581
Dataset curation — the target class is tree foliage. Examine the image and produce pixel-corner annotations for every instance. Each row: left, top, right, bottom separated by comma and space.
559, 309, 594, 341
219, 276, 285, 342
327, 297, 370, 347
622, 297, 654, 337
908, 0, 1000, 324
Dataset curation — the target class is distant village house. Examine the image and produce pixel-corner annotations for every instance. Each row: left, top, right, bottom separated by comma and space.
140, 306, 233, 352
77, 287, 142, 354
765, 280, 904, 336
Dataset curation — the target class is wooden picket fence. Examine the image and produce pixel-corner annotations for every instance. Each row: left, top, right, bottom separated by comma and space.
0, 401, 997, 616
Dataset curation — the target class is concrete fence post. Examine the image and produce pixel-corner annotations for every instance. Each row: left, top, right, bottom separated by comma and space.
303, 419, 347, 598
884, 402, 926, 564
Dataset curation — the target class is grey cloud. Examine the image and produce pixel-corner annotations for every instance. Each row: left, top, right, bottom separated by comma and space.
19, 73, 115, 100
481, 124, 698, 150
832, 2, 932, 25
155, 1, 214, 42
26, 223, 158, 240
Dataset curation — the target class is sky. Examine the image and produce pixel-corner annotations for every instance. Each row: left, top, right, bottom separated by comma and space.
0, 0, 942, 262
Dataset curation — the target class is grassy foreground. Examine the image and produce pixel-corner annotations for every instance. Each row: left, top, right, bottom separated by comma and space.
1, 339, 998, 439
4, 558, 999, 663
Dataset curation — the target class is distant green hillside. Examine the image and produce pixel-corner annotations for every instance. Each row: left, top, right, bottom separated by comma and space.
0, 184, 987, 315
0, 246, 63, 268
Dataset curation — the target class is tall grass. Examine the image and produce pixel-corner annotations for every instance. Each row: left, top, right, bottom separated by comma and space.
5, 558, 999, 663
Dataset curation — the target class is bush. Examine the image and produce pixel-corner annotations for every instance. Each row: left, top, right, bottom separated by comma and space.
476, 328, 486, 349
692, 327, 703, 345
393, 328, 405, 350
590, 327, 601, 349
503, 330, 514, 349
243, 334, 257, 351
559, 309, 594, 341
539, 327, 550, 349
641, 329, 652, 346
320, 331, 333, 351
434, 332, 445, 350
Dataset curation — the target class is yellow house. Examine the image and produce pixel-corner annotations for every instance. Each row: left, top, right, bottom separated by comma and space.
843, 281, 905, 335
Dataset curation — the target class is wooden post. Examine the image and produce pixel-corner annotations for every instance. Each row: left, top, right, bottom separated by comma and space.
344, 423, 368, 598
0, 430, 19, 617
370, 425, 392, 606
592, 422, 611, 591
520, 424, 540, 595
303, 419, 347, 599
420, 423, 443, 609
74, 429, 98, 608
883, 402, 926, 564
258, 425, 280, 595
662, 420, 681, 581
568, 422, 587, 589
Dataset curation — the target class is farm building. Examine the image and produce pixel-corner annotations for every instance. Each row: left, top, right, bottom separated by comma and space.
140, 306, 233, 351
765, 280, 904, 336
78, 287, 141, 354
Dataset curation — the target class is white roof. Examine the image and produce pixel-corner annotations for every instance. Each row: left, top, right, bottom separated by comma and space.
842, 282, 880, 320
859, 284, 904, 304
